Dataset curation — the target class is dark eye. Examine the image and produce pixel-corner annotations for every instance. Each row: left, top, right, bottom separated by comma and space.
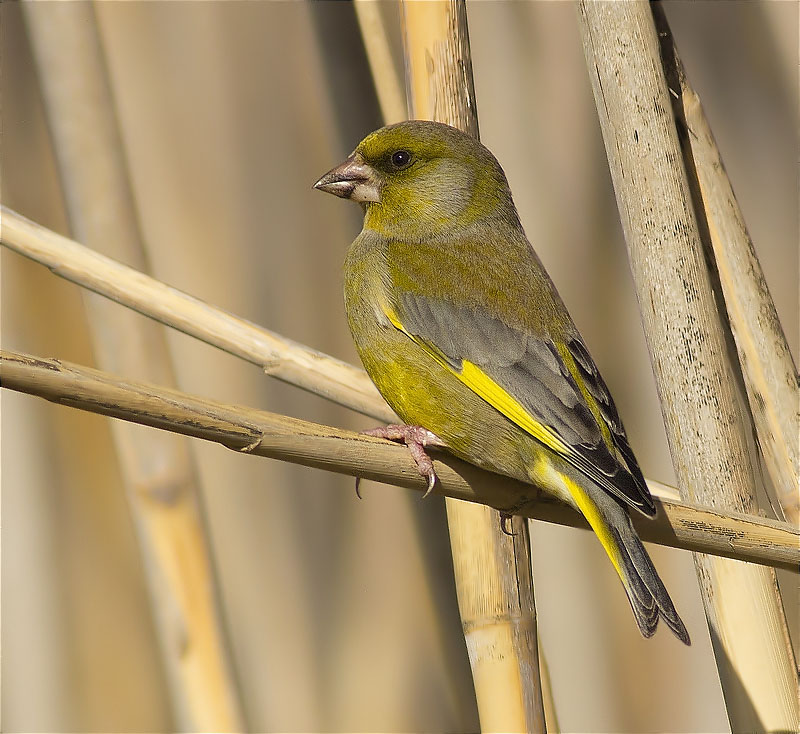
390, 150, 412, 169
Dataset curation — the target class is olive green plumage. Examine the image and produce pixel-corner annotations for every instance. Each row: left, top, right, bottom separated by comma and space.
317, 120, 689, 645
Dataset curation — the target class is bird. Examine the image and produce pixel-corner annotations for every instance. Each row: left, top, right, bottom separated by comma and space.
314, 119, 690, 644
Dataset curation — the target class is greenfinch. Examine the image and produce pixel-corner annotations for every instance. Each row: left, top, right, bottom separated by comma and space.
315, 120, 689, 644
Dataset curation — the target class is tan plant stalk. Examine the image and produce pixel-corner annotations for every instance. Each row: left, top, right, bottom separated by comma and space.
353, 0, 407, 124
652, 4, 799, 526
537, 642, 559, 733
402, 1, 546, 730
4, 349, 798, 571
20, 4, 243, 729
577, 2, 799, 730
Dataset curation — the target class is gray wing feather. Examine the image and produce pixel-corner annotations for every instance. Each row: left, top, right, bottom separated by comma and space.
397, 292, 655, 515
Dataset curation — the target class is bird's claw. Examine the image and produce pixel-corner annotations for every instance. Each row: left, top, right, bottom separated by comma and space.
499, 511, 517, 536
360, 424, 442, 499
421, 466, 437, 499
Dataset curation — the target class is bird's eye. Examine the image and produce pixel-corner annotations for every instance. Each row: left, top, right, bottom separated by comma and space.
390, 150, 412, 169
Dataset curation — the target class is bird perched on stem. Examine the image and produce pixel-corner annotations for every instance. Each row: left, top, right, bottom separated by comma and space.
315, 120, 689, 644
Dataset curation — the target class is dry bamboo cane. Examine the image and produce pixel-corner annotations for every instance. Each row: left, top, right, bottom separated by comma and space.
577, 2, 799, 731
4, 349, 798, 571
401, 2, 547, 731
353, 0, 407, 125
20, 5, 243, 730
651, 3, 800, 527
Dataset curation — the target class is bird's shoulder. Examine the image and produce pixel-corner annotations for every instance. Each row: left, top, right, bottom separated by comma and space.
384, 223, 569, 338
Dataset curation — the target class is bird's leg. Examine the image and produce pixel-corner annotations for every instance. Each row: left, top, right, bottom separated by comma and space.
499, 496, 539, 535
358, 425, 444, 498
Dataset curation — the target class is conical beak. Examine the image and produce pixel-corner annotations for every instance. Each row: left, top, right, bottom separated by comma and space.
313, 154, 380, 203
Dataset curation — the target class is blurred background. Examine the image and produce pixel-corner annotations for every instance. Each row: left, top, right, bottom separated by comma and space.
2, 1, 796, 732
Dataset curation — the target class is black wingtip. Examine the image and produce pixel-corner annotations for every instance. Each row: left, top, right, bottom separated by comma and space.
641, 496, 658, 517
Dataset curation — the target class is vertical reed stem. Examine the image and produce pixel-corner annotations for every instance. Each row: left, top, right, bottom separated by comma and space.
402, 2, 548, 730
577, 2, 799, 730
22, 4, 244, 729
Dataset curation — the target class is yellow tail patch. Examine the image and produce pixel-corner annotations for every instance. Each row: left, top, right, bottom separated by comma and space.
563, 475, 623, 580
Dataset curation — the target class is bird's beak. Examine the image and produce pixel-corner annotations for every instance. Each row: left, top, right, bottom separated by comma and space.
313, 154, 381, 203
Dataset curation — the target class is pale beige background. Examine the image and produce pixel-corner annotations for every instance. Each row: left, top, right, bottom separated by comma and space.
2, 1, 797, 732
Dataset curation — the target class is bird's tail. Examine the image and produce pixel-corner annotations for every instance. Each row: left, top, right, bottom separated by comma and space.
566, 476, 691, 645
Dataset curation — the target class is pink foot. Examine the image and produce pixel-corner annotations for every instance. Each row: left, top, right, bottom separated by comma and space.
358, 424, 444, 499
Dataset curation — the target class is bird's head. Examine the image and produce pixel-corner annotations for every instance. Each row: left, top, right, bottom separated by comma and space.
314, 120, 518, 239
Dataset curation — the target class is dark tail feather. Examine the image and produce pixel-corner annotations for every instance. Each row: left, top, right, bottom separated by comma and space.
611, 505, 691, 645
574, 479, 691, 645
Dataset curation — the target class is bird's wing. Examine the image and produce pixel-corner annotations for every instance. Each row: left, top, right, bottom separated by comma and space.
385, 291, 656, 516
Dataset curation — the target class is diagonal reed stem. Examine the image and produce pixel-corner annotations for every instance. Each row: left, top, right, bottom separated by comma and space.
3, 348, 798, 572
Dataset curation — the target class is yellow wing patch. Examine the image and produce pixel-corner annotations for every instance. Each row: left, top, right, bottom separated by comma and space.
384, 306, 570, 457
459, 360, 570, 454
555, 342, 613, 449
